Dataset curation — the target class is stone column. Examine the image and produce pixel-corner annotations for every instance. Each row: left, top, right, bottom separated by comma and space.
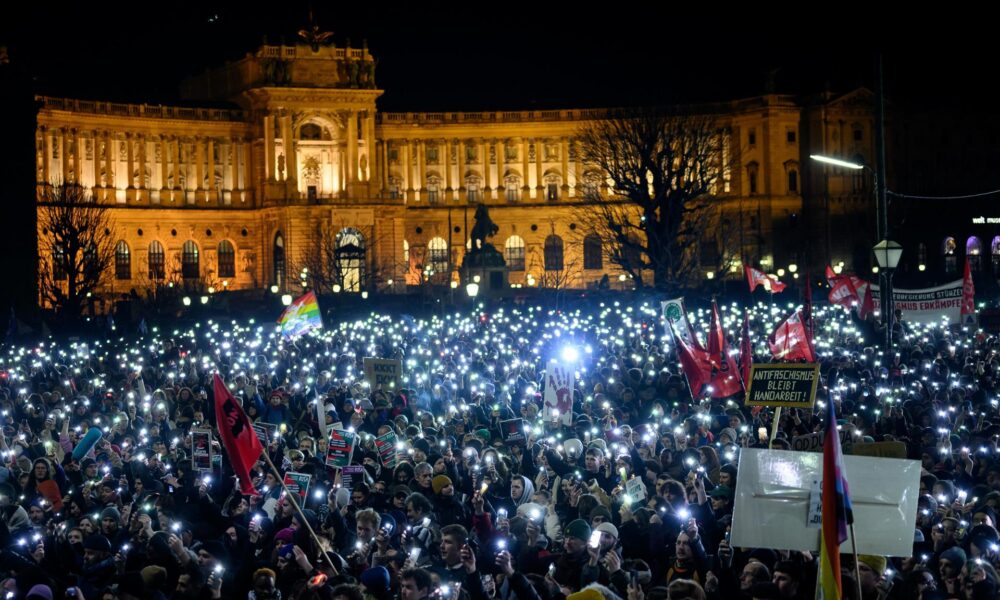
417, 139, 426, 195
59, 128, 69, 185
171, 138, 180, 188
444, 139, 453, 196
195, 137, 205, 191
496, 139, 505, 197
107, 133, 116, 190
481, 139, 491, 195
379, 141, 389, 192
126, 133, 135, 189
575, 139, 585, 197
521, 138, 530, 195
457, 139, 466, 201
363, 110, 374, 182
230, 138, 240, 191
73, 129, 82, 185
207, 138, 216, 199
263, 113, 275, 181
346, 110, 358, 185
560, 137, 570, 197
280, 114, 293, 183
402, 140, 412, 195
284, 116, 297, 185
535, 138, 544, 197
137, 134, 147, 189
40, 127, 50, 185
89, 130, 99, 189
160, 136, 169, 190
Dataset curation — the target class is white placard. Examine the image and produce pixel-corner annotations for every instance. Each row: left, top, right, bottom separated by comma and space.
543, 362, 574, 426
730, 448, 920, 557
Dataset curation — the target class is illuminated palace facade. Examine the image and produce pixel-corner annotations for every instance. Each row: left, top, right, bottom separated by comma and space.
34, 40, 876, 299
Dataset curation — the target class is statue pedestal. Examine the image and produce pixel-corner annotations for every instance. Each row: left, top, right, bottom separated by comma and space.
461, 244, 508, 298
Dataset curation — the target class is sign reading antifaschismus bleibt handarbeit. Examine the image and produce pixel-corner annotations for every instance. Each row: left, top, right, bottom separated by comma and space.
745, 363, 820, 408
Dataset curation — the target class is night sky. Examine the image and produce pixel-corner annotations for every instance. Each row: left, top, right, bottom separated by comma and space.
1, 3, 993, 112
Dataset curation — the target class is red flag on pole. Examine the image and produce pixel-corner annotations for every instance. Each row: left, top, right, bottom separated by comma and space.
745, 265, 787, 293
213, 373, 264, 495
825, 266, 874, 320
668, 306, 743, 399
768, 309, 816, 362
739, 311, 752, 388
961, 256, 976, 323
803, 272, 813, 337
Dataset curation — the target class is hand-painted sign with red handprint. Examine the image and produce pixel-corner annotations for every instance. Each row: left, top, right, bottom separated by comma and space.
543, 362, 574, 426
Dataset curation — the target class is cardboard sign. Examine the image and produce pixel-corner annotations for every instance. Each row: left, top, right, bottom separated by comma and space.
364, 358, 403, 391
849, 441, 907, 459
625, 477, 647, 503
325, 428, 358, 468
253, 422, 279, 446
283, 472, 311, 500
375, 432, 398, 468
745, 364, 820, 408
340, 465, 365, 494
731, 448, 920, 556
499, 419, 527, 446
544, 362, 574, 426
790, 428, 854, 453
191, 428, 213, 472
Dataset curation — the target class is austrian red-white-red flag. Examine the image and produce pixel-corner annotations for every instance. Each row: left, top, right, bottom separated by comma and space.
769, 309, 816, 362
745, 265, 787, 293
213, 373, 264, 495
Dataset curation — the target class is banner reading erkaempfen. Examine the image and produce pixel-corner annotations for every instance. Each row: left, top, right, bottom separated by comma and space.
869, 280, 964, 324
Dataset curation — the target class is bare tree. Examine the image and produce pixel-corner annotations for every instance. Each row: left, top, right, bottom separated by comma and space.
37, 184, 116, 319
575, 107, 730, 291
291, 223, 406, 293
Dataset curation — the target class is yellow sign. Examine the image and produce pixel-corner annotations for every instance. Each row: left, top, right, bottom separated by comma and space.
745, 363, 820, 408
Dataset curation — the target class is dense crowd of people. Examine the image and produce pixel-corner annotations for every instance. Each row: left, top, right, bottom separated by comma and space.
0, 297, 998, 600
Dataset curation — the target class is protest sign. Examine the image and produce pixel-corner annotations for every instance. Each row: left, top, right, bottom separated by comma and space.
869, 280, 965, 324
252, 422, 279, 446
364, 358, 403, 391
790, 428, 854, 453
340, 465, 365, 494
325, 428, 357, 468
283, 472, 311, 499
731, 448, 920, 556
191, 428, 213, 472
499, 419, 527, 446
745, 364, 819, 409
544, 362, 574, 426
375, 431, 398, 468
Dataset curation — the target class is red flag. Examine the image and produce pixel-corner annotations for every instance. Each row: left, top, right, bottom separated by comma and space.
961, 256, 976, 322
213, 373, 264, 495
739, 311, 752, 388
671, 320, 743, 399
825, 266, 874, 320
745, 265, 787, 294
769, 309, 816, 362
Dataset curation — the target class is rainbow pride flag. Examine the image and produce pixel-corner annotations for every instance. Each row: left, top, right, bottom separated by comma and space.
818, 398, 854, 599
277, 291, 323, 338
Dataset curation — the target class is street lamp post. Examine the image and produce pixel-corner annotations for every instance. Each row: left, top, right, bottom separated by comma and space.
873, 240, 902, 352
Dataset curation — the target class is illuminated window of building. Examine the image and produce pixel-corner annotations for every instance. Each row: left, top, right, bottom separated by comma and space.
582, 171, 602, 199
428, 237, 449, 274
273, 233, 285, 288
426, 145, 439, 165
943, 236, 957, 275
336, 228, 366, 292
300, 124, 322, 141
544, 235, 564, 271
992, 236, 1000, 273
466, 175, 481, 203
426, 174, 441, 204
544, 172, 561, 201
182, 240, 200, 279
967, 236, 983, 272
115, 241, 131, 280
504, 173, 521, 202
217, 240, 235, 278
53, 244, 67, 281
148, 241, 165, 280
388, 175, 402, 199
505, 236, 525, 271
583, 234, 602, 270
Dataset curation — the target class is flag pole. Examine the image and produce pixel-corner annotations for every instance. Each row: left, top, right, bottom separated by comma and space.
849, 521, 863, 600
259, 449, 341, 576
768, 407, 782, 449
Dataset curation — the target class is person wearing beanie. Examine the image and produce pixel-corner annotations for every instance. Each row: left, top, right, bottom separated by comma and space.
552, 519, 592, 589
939, 545, 966, 590
719, 427, 739, 445
431, 475, 467, 528
589, 505, 613, 526
79, 535, 116, 599
99, 506, 121, 538
25, 584, 53, 600
855, 555, 887, 599
361, 565, 392, 599
566, 588, 603, 600
432, 475, 453, 496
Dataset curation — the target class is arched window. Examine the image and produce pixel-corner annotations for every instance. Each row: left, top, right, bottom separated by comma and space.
504, 173, 521, 203
182, 241, 199, 279
943, 236, 957, 275
504, 236, 525, 271
115, 241, 131, 280
52, 245, 67, 281
544, 235, 564, 271
273, 233, 285, 288
992, 236, 1000, 274
300, 123, 323, 140
336, 228, 366, 292
583, 234, 602, 270
427, 237, 449, 274
148, 241, 165, 280
217, 240, 235, 278
967, 236, 983, 272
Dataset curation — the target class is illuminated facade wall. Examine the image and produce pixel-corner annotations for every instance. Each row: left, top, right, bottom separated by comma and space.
34, 42, 876, 300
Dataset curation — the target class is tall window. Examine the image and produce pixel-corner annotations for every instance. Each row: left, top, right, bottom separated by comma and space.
388, 176, 402, 200
967, 236, 983, 272
583, 234, 602, 270
992, 236, 1000, 274
426, 175, 441, 204
217, 240, 235, 278
466, 175, 481, 203
545, 173, 561, 201
582, 171, 601, 199
147, 241, 165, 280
788, 170, 798, 193
115, 241, 131, 280
504, 174, 521, 202
427, 237, 449, 274
544, 235, 564, 271
747, 162, 759, 195
943, 236, 957, 275
504, 236, 525, 271
182, 241, 199, 279
336, 228, 366, 292
273, 233, 285, 288
53, 245, 67, 281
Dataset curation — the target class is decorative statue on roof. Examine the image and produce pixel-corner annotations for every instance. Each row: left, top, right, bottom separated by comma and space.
297, 9, 334, 52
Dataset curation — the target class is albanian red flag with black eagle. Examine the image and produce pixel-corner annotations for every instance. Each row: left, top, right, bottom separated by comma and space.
213, 373, 264, 495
